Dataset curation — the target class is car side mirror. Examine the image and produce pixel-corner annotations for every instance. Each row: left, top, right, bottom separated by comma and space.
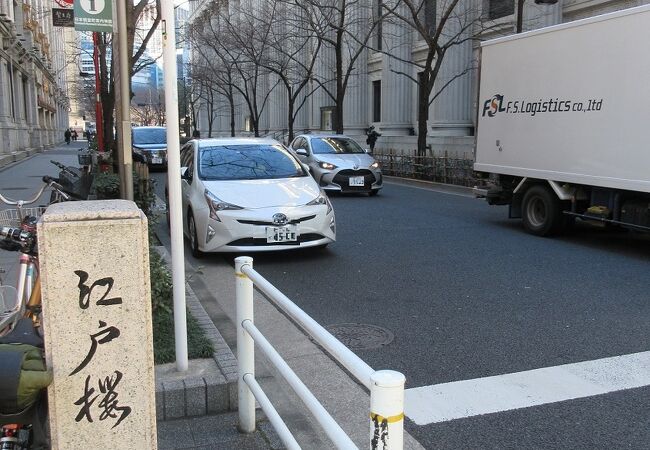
295, 148, 308, 156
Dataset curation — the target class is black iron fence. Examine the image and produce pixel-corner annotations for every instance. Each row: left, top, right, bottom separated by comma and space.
373, 149, 477, 187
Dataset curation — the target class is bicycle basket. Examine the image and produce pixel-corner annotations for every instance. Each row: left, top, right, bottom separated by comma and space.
0, 207, 47, 228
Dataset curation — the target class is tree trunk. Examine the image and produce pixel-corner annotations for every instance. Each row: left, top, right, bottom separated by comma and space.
334, 33, 344, 134
287, 98, 295, 143
229, 97, 235, 137
417, 80, 430, 157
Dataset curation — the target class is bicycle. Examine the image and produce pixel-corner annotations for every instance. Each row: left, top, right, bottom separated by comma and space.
0, 176, 71, 450
0, 176, 71, 336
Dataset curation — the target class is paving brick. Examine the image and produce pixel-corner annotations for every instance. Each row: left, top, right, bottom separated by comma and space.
206, 377, 230, 414
184, 377, 207, 417
163, 379, 186, 420
156, 386, 165, 421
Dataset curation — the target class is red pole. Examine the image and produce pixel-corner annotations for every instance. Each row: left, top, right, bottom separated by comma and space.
93, 32, 104, 153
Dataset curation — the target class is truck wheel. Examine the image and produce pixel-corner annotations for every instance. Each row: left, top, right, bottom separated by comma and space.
522, 185, 562, 236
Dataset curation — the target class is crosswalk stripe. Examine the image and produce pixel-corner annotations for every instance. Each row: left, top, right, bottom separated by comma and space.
405, 351, 650, 425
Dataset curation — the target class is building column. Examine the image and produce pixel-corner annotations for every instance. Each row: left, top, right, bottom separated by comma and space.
380, 2, 412, 136
430, 0, 473, 136
342, 3, 369, 136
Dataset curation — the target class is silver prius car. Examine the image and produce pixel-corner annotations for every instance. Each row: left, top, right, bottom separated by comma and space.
171, 138, 336, 256
289, 134, 383, 195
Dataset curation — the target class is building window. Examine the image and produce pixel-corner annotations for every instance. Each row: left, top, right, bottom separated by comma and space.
375, 0, 383, 50
320, 107, 335, 131
7, 64, 15, 119
372, 80, 381, 123
488, 0, 514, 20
22, 77, 28, 120
244, 116, 252, 132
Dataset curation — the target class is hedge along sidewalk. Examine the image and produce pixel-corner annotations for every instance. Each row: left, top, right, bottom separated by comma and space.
153, 246, 238, 421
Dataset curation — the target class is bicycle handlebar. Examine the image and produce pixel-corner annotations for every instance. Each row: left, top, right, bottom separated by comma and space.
0, 182, 50, 206
50, 160, 79, 178
42, 176, 71, 202
0, 176, 73, 206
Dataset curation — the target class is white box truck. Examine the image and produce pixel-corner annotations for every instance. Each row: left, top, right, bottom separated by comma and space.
474, 5, 650, 236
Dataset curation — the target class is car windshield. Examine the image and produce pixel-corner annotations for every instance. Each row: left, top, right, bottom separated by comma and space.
133, 128, 166, 145
198, 144, 307, 180
310, 137, 365, 154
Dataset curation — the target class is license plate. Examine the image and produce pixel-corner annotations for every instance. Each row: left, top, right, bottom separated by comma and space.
266, 226, 297, 243
152, 157, 163, 164
349, 176, 365, 186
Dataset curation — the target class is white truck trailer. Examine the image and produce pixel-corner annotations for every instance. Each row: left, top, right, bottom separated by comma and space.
474, 4, 650, 236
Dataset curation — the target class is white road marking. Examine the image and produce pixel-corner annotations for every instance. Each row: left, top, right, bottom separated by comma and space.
405, 351, 650, 425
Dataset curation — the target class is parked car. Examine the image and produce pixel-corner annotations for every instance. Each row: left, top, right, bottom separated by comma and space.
167, 137, 336, 255
289, 134, 383, 195
132, 126, 167, 168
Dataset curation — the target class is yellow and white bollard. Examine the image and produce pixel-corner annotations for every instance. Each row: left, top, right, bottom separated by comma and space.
369, 370, 405, 450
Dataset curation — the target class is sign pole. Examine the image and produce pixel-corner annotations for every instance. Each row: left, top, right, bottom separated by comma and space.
162, 0, 188, 372
115, 0, 133, 200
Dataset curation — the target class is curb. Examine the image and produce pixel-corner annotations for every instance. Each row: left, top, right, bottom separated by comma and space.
154, 246, 238, 422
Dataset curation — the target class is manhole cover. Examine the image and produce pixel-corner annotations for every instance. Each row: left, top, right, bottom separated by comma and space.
325, 323, 394, 350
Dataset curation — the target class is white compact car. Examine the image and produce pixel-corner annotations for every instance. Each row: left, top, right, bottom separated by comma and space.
170, 138, 336, 255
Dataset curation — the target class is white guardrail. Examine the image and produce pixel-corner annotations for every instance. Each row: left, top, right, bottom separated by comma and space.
235, 257, 406, 450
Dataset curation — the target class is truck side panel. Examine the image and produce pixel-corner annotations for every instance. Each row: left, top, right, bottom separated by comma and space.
475, 5, 650, 194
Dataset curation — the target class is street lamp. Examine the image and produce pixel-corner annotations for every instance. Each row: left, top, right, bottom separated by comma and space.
517, 0, 559, 33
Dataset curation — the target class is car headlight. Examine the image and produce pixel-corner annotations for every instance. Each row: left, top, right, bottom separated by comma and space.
370, 161, 380, 169
204, 189, 243, 221
318, 161, 337, 170
307, 193, 333, 214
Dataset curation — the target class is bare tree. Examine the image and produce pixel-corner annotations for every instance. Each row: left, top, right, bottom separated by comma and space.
188, 21, 239, 137
190, 2, 278, 137
237, 0, 322, 142
383, 0, 493, 155
96, 0, 162, 153
293, 0, 393, 134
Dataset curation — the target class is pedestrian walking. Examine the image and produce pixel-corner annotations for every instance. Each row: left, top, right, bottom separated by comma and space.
366, 126, 381, 152
64, 129, 71, 145
72, 130, 78, 141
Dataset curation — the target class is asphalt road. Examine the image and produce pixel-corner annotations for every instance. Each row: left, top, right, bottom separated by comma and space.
152, 172, 650, 449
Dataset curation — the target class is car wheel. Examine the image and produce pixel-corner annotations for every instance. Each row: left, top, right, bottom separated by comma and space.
522, 184, 562, 236
188, 212, 203, 258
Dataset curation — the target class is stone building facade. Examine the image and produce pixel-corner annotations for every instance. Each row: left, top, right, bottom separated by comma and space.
0, 0, 69, 168
188, 0, 647, 155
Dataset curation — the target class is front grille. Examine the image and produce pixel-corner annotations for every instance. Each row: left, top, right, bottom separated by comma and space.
228, 233, 324, 247
237, 215, 316, 226
332, 169, 376, 192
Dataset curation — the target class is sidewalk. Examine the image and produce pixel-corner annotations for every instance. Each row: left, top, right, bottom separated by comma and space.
0, 143, 282, 449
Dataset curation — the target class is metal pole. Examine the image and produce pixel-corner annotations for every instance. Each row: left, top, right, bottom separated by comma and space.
369, 370, 405, 450
161, 0, 188, 372
235, 257, 255, 433
92, 32, 104, 154
116, 0, 133, 200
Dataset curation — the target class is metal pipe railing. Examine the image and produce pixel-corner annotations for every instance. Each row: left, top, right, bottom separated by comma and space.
235, 257, 405, 450
240, 263, 375, 389
243, 319, 357, 449
242, 373, 301, 450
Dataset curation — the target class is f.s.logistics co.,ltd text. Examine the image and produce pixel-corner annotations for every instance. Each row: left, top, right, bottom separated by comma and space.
482, 94, 604, 117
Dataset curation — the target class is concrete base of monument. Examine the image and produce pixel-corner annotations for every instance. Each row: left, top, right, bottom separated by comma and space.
155, 247, 239, 421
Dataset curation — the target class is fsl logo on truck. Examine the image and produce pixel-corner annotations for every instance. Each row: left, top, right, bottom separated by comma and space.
482, 94, 603, 117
